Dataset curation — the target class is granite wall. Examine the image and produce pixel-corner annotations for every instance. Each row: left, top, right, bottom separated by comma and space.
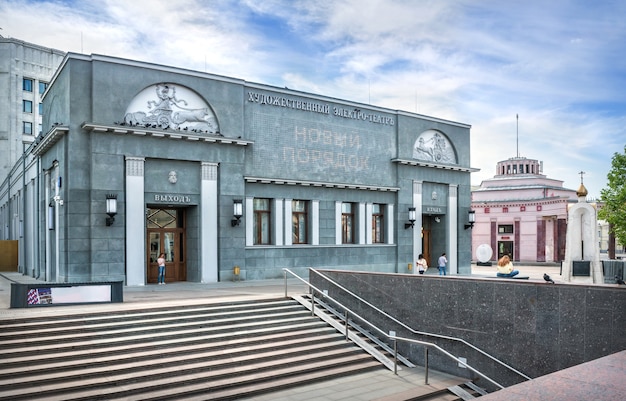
310, 270, 626, 389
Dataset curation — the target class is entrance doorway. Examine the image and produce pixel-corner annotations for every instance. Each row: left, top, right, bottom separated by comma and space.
421, 215, 443, 268
147, 208, 186, 284
498, 241, 514, 261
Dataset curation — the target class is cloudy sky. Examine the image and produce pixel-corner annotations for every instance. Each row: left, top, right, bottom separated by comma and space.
2, 0, 624, 198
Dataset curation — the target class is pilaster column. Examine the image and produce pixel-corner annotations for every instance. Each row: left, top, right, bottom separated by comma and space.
449, 184, 458, 274
311, 200, 319, 245
284, 199, 292, 246
412, 181, 423, 273
201, 162, 218, 283
335, 201, 342, 245
125, 157, 145, 286
274, 199, 284, 246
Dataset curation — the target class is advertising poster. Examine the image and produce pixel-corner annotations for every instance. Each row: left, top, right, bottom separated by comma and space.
26, 285, 111, 305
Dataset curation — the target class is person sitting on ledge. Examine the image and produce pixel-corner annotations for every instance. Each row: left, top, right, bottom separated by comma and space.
496, 255, 519, 278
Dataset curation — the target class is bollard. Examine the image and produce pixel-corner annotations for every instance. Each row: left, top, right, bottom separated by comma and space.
233, 265, 240, 281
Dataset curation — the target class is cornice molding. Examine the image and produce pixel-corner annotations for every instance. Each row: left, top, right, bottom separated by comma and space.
392, 158, 479, 173
31, 126, 69, 156
244, 176, 399, 192
82, 123, 253, 146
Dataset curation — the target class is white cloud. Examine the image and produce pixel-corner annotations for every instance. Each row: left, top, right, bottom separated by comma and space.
1, 0, 624, 198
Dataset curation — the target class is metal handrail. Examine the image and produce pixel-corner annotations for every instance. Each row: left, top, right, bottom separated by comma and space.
307, 268, 532, 382
282, 268, 505, 389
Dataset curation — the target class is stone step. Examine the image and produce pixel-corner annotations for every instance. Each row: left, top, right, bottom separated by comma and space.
0, 325, 338, 368
0, 328, 343, 380
0, 313, 318, 350
0, 297, 407, 400
137, 359, 384, 401
0, 298, 301, 333
0, 337, 359, 389
0, 306, 310, 342
0, 298, 294, 328
0, 346, 379, 400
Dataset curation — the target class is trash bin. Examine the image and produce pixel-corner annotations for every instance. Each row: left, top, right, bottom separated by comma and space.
602, 260, 625, 284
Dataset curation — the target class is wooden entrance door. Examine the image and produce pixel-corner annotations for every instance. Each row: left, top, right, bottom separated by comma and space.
147, 208, 186, 284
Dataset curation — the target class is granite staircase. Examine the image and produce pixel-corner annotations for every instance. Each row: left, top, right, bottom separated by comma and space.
292, 294, 490, 401
0, 296, 483, 400
0, 298, 386, 400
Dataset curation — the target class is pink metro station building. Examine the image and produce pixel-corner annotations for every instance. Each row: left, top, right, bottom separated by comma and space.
471, 156, 579, 263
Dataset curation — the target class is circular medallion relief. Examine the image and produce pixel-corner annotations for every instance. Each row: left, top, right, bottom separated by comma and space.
413, 130, 457, 164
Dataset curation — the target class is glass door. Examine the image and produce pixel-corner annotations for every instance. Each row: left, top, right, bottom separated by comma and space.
147, 208, 186, 284
498, 241, 514, 261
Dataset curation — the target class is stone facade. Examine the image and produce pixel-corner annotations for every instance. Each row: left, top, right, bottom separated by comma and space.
311, 270, 626, 389
471, 157, 579, 263
0, 38, 64, 273
1, 53, 475, 284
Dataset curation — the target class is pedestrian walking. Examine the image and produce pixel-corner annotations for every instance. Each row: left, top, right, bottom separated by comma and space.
437, 253, 447, 276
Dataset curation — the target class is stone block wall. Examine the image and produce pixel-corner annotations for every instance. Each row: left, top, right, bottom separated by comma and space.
310, 270, 626, 389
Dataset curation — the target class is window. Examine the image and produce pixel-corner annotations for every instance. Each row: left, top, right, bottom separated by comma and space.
253, 198, 271, 245
372, 203, 384, 243
292, 200, 308, 244
23, 100, 33, 113
39, 81, 48, 95
39, 103, 43, 115
341, 202, 355, 244
23, 78, 33, 92
147, 208, 184, 228
498, 224, 514, 234
38, 124, 42, 135
23, 122, 33, 135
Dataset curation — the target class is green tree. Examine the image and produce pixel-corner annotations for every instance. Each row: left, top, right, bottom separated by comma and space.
598, 145, 626, 250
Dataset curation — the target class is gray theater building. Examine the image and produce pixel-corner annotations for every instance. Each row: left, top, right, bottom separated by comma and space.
0, 53, 476, 285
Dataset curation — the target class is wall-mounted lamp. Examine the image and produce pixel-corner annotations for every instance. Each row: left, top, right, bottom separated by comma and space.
106, 194, 117, 226
405, 207, 416, 229
464, 210, 476, 230
231, 199, 243, 226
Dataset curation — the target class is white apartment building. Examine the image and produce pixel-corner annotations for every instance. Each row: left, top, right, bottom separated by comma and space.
0, 36, 64, 182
